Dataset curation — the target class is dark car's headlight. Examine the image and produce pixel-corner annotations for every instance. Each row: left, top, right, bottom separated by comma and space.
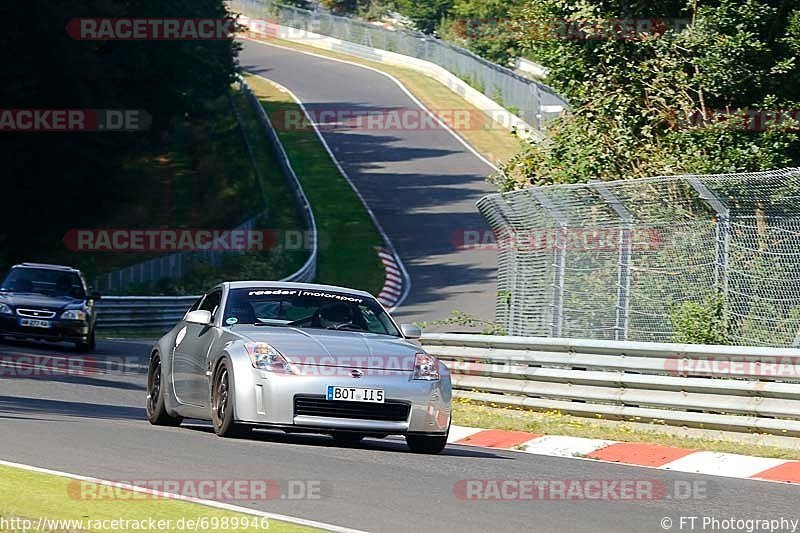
412, 353, 440, 381
0, 303, 11, 315
61, 309, 87, 321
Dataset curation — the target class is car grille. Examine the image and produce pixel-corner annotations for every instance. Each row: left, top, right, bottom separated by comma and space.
294, 394, 410, 422
16, 309, 57, 319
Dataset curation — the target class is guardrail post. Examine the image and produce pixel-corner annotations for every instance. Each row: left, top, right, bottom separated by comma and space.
590, 182, 633, 341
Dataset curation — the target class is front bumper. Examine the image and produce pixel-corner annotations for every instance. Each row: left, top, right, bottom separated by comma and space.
0, 316, 90, 343
233, 368, 452, 436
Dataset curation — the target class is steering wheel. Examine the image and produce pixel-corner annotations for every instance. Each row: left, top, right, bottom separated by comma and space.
332, 322, 364, 331
286, 315, 314, 327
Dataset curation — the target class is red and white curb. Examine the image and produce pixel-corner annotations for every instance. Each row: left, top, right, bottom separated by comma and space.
376, 248, 404, 308
447, 425, 800, 484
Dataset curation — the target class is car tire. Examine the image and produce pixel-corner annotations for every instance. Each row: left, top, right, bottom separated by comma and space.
406, 429, 449, 455
211, 358, 251, 438
146, 353, 183, 426
75, 328, 96, 353
331, 432, 364, 446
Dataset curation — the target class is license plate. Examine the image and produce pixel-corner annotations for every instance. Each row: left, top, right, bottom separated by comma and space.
327, 386, 384, 403
20, 318, 51, 329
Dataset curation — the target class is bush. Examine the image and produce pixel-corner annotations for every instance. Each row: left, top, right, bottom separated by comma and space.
493, 0, 800, 190
669, 293, 730, 345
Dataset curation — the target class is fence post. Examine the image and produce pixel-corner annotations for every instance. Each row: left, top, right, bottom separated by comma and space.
686, 178, 730, 295
590, 182, 633, 341
531, 189, 568, 337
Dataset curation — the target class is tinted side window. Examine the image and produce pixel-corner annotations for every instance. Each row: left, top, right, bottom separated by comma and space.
199, 291, 222, 320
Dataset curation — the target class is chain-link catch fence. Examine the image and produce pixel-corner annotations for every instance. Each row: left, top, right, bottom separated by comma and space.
477, 168, 800, 347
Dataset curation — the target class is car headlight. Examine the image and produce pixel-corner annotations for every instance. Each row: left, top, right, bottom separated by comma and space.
245, 342, 293, 373
412, 353, 440, 381
61, 309, 87, 321
0, 303, 11, 315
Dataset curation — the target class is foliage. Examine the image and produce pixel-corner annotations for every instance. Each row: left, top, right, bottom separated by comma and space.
415, 310, 505, 335
493, 0, 800, 190
320, 0, 368, 15
392, 0, 453, 33
0, 0, 239, 268
439, 0, 527, 65
111, 252, 292, 296
669, 293, 730, 345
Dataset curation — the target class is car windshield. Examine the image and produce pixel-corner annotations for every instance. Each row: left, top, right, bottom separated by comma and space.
0, 268, 86, 299
223, 287, 401, 337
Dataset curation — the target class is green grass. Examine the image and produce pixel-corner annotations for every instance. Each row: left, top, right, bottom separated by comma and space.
244, 74, 386, 295
453, 399, 800, 460
0, 465, 320, 533
245, 34, 525, 166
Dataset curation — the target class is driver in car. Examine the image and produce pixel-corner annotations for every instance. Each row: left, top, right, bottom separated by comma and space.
316, 303, 363, 330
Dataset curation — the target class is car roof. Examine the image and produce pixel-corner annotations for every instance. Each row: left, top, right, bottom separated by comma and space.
12, 263, 81, 273
223, 281, 374, 299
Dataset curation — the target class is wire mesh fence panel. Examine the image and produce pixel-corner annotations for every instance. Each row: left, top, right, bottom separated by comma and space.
230, 0, 567, 130
478, 168, 800, 347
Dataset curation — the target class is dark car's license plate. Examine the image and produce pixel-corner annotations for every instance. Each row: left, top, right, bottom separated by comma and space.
20, 318, 51, 328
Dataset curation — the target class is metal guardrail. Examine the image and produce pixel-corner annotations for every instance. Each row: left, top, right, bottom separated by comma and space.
96, 296, 199, 331
420, 333, 800, 435
95, 216, 265, 293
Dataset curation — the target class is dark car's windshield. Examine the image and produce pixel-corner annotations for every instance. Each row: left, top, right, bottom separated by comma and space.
0, 268, 86, 299
223, 287, 400, 337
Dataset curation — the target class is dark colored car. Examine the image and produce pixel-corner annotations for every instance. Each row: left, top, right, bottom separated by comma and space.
0, 263, 101, 352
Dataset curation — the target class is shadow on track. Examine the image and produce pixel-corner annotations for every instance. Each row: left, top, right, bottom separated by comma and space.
180, 422, 507, 459
0, 395, 143, 420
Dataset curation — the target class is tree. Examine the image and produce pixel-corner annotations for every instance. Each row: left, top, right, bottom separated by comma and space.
0, 0, 239, 268
493, 0, 800, 189
393, 0, 454, 33
439, 0, 525, 65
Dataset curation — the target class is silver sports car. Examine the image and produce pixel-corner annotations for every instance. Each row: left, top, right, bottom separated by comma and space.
146, 281, 452, 453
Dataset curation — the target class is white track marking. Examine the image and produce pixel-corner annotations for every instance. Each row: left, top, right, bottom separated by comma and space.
0, 459, 366, 533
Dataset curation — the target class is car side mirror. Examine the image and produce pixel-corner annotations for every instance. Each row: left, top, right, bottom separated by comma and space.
90, 291, 102, 301
401, 323, 422, 339
186, 310, 213, 325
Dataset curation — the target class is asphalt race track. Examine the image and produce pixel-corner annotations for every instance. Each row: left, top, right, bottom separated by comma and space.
2, 39, 799, 533
1, 339, 799, 532
238, 39, 499, 326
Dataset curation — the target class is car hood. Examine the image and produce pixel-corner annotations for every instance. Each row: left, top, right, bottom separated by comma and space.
232, 326, 420, 370
0, 293, 82, 311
